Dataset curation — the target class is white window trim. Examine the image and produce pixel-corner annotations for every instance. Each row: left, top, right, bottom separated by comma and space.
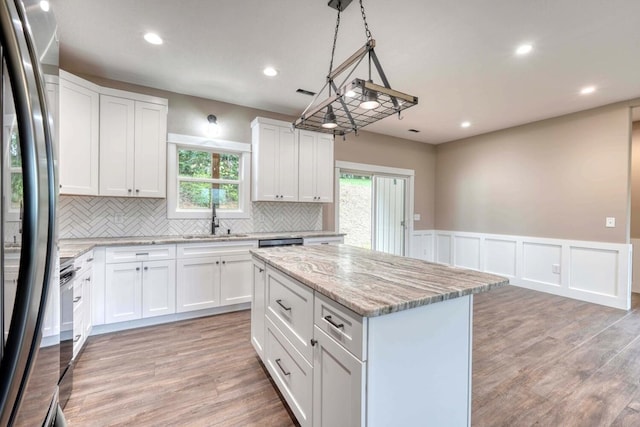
167, 133, 251, 219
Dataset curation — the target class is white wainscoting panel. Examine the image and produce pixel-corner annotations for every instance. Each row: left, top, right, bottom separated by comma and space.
454, 236, 481, 270
522, 242, 562, 287
569, 247, 618, 296
484, 239, 517, 278
632, 239, 640, 293
437, 234, 452, 265
412, 230, 631, 310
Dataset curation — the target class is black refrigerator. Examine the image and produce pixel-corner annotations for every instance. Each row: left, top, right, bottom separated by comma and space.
0, 0, 59, 425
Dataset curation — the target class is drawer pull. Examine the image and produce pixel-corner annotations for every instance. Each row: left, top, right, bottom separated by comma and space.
276, 299, 292, 312
275, 358, 290, 376
73, 334, 81, 343
73, 296, 81, 303
310, 339, 317, 347
259, 268, 264, 273
136, 252, 149, 256
324, 315, 344, 330
86, 257, 94, 262
74, 266, 81, 272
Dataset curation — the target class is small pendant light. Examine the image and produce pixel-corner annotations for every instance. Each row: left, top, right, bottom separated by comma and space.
322, 105, 338, 128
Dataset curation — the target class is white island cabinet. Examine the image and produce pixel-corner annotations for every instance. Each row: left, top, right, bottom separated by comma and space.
251, 245, 508, 427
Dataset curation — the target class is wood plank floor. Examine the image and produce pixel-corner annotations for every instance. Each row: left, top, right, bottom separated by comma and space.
65, 286, 640, 426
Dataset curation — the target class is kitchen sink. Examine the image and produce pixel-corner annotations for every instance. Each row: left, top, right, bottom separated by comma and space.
182, 234, 249, 239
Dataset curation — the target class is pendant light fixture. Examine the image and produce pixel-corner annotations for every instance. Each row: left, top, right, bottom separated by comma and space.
293, 0, 418, 136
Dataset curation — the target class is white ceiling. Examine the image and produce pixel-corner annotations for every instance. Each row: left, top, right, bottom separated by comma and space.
49, 0, 640, 144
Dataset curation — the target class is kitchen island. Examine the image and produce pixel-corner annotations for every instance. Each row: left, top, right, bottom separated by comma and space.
250, 244, 508, 427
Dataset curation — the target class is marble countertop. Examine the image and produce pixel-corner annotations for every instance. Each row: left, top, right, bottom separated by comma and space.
58, 231, 344, 259
251, 245, 509, 317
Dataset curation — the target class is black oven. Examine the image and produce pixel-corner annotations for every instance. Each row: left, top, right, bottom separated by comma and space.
58, 257, 76, 409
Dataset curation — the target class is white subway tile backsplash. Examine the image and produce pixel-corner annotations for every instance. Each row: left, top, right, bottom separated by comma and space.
59, 196, 322, 238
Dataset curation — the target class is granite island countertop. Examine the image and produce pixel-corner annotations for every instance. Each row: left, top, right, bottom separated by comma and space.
251, 244, 509, 317
58, 231, 344, 259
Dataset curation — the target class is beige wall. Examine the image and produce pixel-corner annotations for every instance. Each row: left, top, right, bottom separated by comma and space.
323, 132, 436, 231
631, 121, 640, 238
435, 104, 632, 243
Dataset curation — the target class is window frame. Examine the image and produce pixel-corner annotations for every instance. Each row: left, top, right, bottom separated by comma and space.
167, 133, 251, 219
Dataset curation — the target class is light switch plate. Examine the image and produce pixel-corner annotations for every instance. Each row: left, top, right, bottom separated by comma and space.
606, 217, 616, 228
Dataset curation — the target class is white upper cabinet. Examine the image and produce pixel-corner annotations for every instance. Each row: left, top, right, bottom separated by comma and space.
251, 117, 298, 202
298, 130, 334, 203
99, 93, 167, 198
59, 71, 100, 195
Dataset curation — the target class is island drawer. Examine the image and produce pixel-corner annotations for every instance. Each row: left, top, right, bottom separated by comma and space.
105, 245, 175, 263
314, 293, 367, 361
265, 266, 314, 363
265, 317, 312, 427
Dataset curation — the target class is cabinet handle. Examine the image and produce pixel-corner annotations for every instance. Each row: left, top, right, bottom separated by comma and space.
74, 266, 81, 272
259, 268, 264, 273
216, 261, 220, 265
85, 277, 91, 282
73, 334, 82, 343
87, 257, 94, 262
275, 358, 290, 376
136, 267, 140, 271
73, 296, 81, 303
324, 315, 344, 330
144, 266, 148, 271
136, 253, 149, 256
310, 339, 317, 347
222, 260, 226, 264
276, 299, 292, 312
136, 189, 140, 193
128, 189, 132, 193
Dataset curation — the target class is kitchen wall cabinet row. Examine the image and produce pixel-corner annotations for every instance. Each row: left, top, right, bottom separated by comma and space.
251, 117, 334, 203
95, 241, 257, 327
59, 70, 168, 198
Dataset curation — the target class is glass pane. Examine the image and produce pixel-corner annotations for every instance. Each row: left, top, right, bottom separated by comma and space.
178, 149, 239, 180
11, 172, 23, 210
9, 126, 20, 167
178, 182, 239, 210
339, 173, 372, 249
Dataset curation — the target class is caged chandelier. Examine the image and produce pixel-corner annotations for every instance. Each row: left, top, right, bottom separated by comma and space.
293, 0, 418, 137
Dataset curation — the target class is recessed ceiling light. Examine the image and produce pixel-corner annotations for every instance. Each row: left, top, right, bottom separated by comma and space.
39, 0, 50, 11
263, 67, 278, 77
461, 121, 471, 128
144, 32, 163, 45
515, 44, 533, 56
580, 85, 596, 95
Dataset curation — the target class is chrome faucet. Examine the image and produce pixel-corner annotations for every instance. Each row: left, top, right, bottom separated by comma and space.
211, 200, 220, 235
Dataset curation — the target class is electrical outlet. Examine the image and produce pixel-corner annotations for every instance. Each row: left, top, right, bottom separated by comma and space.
552, 264, 561, 274
114, 213, 124, 224
605, 217, 616, 228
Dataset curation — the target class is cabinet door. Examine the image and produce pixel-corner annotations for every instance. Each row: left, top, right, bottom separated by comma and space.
315, 133, 334, 203
297, 130, 316, 203
252, 123, 279, 201
99, 95, 135, 196
278, 126, 298, 201
220, 253, 252, 305
313, 326, 365, 427
105, 262, 142, 323
251, 259, 266, 359
176, 257, 221, 312
59, 76, 99, 195
142, 259, 176, 318
134, 101, 167, 198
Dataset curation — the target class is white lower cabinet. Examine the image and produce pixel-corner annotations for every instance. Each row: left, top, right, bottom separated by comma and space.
176, 242, 257, 313
104, 245, 176, 324
313, 326, 364, 427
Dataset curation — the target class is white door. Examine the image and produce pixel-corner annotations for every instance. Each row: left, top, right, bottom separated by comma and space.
81, 270, 93, 337
176, 257, 221, 312
312, 326, 364, 427
278, 126, 298, 201
99, 95, 135, 196
253, 124, 279, 201
374, 176, 406, 256
105, 262, 142, 323
134, 101, 167, 198
251, 260, 266, 359
141, 260, 176, 318
315, 134, 335, 203
298, 130, 316, 203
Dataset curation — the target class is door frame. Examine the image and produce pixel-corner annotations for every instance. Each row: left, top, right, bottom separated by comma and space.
335, 161, 415, 256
